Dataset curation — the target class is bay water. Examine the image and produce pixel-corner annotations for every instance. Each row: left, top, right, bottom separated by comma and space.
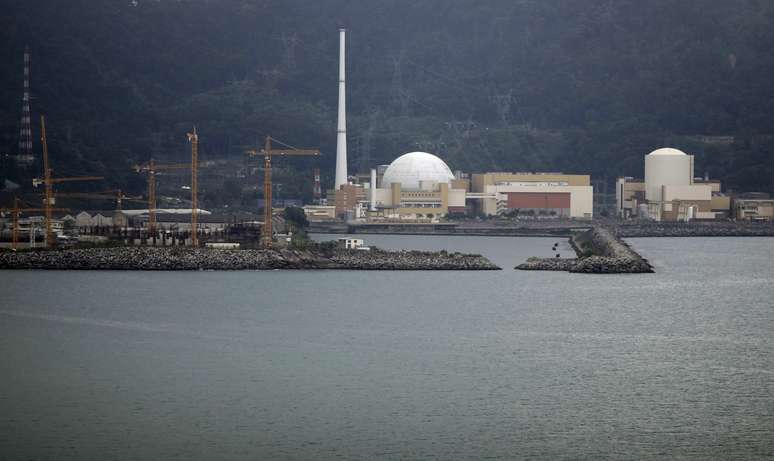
1, 236, 772, 459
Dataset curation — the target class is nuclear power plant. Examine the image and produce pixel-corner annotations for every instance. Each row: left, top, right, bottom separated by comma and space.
617, 148, 731, 221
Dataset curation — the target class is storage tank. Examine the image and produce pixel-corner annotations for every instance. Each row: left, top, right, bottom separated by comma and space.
644, 148, 693, 202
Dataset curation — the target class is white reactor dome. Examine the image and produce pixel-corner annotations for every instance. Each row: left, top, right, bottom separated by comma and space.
381, 152, 455, 189
644, 147, 693, 202
647, 147, 688, 157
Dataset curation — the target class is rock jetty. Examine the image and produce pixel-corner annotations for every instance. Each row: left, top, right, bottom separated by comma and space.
516, 256, 579, 271
617, 221, 774, 237
516, 226, 654, 274
0, 247, 500, 271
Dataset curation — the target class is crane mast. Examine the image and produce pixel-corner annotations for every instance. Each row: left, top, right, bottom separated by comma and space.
34, 115, 103, 248
133, 134, 198, 244
247, 135, 320, 248
1, 197, 67, 251
187, 127, 199, 247
133, 159, 191, 237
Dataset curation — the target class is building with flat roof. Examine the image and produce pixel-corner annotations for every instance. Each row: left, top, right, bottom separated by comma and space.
470, 172, 593, 218
732, 194, 774, 221
302, 205, 337, 222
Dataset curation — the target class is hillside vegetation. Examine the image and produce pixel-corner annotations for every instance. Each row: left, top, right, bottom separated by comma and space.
2, 0, 774, 200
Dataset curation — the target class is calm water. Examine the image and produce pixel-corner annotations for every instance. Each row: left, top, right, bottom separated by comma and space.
1, 236, 772, 460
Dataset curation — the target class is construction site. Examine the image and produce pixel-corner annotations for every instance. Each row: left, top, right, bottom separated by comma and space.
1, 45, 326, 252
0, 115, 322, 250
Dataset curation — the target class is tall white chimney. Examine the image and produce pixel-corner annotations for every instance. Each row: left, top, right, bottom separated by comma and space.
370, 168, 377, 211
335, 28, 348, 190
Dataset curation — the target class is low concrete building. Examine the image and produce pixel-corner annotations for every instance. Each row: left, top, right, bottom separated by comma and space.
143, 213, 229, 232
616, 177, 646, 218
75, 211, 116, 228
302, 205, 337, 221
337, 237, 365, 249
733, 195, 774, 221
471, 172, 593, 218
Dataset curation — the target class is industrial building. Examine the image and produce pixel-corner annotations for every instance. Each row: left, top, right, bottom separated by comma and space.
732, 193, 774, 221
469, 172, 594, 218
616, 147, 730, 221
368, 152, 467, 219
302, 205, 337, 222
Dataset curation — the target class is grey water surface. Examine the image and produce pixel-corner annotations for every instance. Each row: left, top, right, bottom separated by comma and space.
1, 236, 772, 460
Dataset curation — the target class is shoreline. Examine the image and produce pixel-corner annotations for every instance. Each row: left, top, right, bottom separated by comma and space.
0, 247, 501, 271
310, 220, 774, 238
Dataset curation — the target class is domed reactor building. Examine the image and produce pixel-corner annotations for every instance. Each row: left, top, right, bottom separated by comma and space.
616, 147, 730, 221
368, 152, 468, 219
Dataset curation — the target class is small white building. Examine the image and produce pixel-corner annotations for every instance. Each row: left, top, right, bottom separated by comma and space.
337, 237, 366, 249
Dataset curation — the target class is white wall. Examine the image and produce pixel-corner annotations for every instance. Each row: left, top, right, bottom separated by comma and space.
448, 189, 467, 207
645, 154, 693, 201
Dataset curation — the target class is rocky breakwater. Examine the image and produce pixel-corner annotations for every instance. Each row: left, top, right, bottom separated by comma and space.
329, 248, 500, 270
617, 221, 774, 237
0, 247, 500, 271
516, 227, 654, 274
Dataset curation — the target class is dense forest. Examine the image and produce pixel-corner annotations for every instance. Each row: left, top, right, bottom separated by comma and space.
2, 0, 774, 202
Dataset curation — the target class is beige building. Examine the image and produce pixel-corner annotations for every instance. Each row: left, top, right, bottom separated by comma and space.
366, 152, 467, 219
470, 172, 593, 218
302, 205, 337, 222
329, 184, 368, 219
616, 177, 646, 218
733, 197, 774, 221
618, 148, 730, 221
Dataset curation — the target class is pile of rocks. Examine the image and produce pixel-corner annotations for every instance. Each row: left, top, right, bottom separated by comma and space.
515, 256, 578, 271
617, 222, 774, 237
0, 247, 500, 271
572, 227, 653, 272
330, 249, 500, 270
516, 226, 654, 274
571, 255, 653, 273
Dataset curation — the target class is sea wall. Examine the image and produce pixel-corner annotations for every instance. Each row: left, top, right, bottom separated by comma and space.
0, 247, 500, 271
516, 226, 654, 274
616, 221, 774, 237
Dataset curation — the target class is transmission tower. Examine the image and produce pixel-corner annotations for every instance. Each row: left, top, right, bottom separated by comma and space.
17, 46, 34, 165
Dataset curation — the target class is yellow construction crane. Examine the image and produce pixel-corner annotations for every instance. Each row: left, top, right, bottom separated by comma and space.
0, 198, 67, 251
132, 159, 190, 236
32, 115, 104, 248
247, 135, 320, 248
187, 127, 199, 247
134, 128, 200, 242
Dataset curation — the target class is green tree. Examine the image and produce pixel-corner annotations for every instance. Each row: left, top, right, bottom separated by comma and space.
284, 206, 309, 230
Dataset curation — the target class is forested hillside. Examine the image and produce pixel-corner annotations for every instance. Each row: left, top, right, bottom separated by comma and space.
2, 0, 774, 197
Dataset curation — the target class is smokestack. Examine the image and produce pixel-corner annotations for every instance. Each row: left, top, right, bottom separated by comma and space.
335, 28, 348, 190
370, 168, 377, 211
